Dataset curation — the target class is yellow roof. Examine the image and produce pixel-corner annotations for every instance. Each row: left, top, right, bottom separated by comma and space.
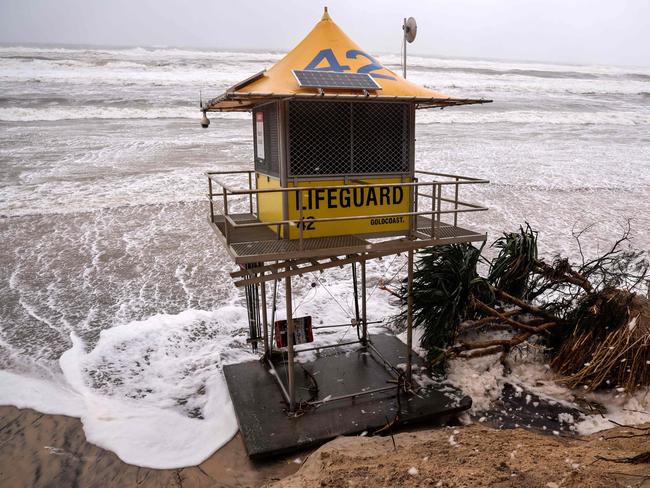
206, 8, 489, 111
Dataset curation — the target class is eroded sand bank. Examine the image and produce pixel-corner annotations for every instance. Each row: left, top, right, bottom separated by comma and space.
268, 424, 650, 488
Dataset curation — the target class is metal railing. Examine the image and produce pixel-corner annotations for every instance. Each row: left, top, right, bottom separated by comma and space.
206, 168, 488, 250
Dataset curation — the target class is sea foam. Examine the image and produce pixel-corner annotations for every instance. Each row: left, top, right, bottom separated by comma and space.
0, 307, 252, 469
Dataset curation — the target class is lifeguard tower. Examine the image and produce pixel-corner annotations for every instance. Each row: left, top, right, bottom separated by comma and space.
202, 9, 491, 458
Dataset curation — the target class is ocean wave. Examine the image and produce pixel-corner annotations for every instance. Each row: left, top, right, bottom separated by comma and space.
1, 54, 267, 72
0, 61, 250, 89
0, 106, 249, 121
379, 52, 650, 80
2, 46, 648, 100
411, 65, 650, 82
0, 95, 195, 109
417, 65, 601, 80
416, 109, 650, 125
2, 104, 648, 125
408, 79, 650, 101
0, 45, 285, 63
5, 45, 649, 83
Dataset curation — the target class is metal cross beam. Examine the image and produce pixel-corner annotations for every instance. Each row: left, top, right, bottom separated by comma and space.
232, 250, 404, 288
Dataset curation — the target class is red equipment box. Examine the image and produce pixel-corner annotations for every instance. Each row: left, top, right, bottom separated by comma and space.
274, 316, 314, 348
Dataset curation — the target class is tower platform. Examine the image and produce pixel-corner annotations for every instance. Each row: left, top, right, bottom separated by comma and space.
223, 333, 471, 459
212, 214, 485, 264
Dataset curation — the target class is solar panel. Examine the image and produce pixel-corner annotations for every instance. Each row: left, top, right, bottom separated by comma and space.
292, 70, 382, 91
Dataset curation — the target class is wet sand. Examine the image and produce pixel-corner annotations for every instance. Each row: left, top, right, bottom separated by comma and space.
0, 406, 300, 488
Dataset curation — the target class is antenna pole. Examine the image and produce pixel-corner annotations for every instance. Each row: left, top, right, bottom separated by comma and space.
402, 18, 407, 79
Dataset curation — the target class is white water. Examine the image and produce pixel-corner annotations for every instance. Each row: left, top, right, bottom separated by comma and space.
445, 354, 650, 434
0, 307, 252, 468
402, 324, 650, 434
1, 44, 649, 468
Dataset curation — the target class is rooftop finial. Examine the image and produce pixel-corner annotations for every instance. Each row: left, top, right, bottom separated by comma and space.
321, 6, 331, 21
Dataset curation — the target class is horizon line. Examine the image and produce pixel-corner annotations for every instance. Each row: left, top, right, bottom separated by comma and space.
1, 40, 649, 71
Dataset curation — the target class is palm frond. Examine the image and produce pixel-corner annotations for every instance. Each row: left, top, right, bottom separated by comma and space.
404, 243, 487, 358
488, 223, 538, 299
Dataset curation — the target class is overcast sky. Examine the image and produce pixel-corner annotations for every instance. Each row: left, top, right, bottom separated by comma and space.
1, 0, 648, 66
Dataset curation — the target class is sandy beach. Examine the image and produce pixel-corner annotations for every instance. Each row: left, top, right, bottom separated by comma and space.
2, 405, 648, 488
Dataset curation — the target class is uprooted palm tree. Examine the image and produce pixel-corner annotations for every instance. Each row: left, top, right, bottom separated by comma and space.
398, 221, 650, 392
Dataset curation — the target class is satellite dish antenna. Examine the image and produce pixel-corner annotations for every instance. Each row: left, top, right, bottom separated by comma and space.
402, 17, 417, 78
404, 17, 417, 43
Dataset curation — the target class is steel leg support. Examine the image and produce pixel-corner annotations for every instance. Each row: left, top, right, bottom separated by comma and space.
285, 275, 296, 411
261, 280, 269, 355
406, 249, 414, 384
361, 258, 368, 344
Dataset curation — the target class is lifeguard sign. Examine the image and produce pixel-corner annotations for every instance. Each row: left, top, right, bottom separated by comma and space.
204, 8, 486, 241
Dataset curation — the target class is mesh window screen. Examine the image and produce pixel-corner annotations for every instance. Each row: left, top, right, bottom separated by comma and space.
352, 102, 409, 174
288, 101, 351, 176
288, 101, 409, 177
254, 103, 280, 177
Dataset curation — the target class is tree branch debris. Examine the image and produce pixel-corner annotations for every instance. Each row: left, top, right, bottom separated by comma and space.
397, 221, 650, 392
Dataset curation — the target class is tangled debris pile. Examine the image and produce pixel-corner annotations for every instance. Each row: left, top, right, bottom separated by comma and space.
399, 222, 649, 393
553, 289, 649, 392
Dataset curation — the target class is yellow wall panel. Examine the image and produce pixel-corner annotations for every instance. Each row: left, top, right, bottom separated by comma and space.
256, 174, 284, 236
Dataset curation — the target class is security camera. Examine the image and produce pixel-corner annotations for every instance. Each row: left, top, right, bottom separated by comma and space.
200, 110, 210, 129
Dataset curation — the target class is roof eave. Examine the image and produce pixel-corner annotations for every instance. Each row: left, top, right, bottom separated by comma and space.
205, 91, 492, 112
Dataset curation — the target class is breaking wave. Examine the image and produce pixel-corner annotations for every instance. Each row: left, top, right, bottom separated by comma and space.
0, 106, 248, 121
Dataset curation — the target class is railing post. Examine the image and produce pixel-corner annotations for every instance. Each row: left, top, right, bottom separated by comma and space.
408, 178, 420, 239
454, 177, 459, 227
297, 189, 304, 250
414, 179, 419, 214
431, 183, 436, 239
248, 172, 254, 215
437, 184, 443, 230
223, 189, 229, 244
412, 178, 418, 238
208, 176, 215, 224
